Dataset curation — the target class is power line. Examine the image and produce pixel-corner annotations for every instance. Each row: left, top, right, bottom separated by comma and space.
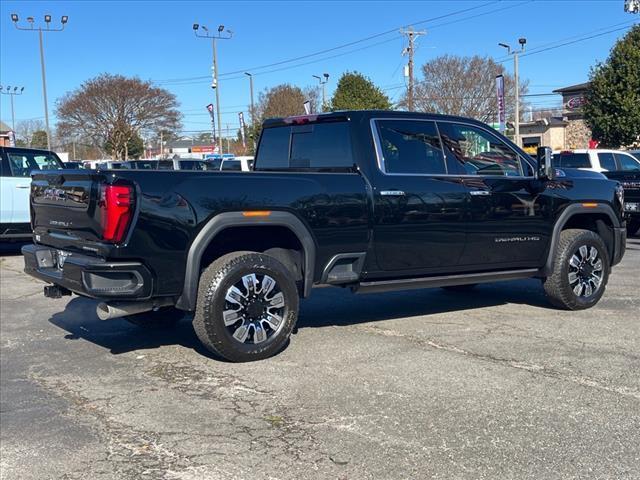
156, 1, 508, 85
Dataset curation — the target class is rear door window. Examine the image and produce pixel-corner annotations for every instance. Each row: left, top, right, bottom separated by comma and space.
597, 152, 617, 171
375, 120, 446, 175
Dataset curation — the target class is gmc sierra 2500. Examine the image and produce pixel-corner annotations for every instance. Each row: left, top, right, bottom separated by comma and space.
23, 111, 626, 362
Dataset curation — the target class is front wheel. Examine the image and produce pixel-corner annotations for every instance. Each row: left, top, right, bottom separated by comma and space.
193, 251, 299, 362
543, 229, 610, 310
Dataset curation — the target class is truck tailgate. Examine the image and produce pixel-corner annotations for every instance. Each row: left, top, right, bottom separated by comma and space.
31, 169, 129, 251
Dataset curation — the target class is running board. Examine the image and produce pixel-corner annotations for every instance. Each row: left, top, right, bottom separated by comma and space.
354, 268, 539, 294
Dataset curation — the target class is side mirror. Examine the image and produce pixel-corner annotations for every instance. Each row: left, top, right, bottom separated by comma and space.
536, 146, 555, 180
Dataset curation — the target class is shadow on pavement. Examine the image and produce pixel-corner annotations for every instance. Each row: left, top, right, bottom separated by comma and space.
48, 278, 551, 359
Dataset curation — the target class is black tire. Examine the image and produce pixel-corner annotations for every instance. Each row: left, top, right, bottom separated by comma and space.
125, 307, 184, 328
193, 251, 299, 362
441, 284, 478, 292
627, 219, 640, 237
542, 229, 610, 310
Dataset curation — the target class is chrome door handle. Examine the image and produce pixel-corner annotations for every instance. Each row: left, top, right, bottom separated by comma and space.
15, 184, 31, 189
469, 190, 491, 196
380, 190, 405, 196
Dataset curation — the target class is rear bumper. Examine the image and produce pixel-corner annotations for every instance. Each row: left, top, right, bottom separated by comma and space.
22, 243, 153, 299
612, 226, 626, 267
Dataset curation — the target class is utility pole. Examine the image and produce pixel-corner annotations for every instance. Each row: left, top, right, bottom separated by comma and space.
499, 38, 526, 147
0, 85, 24, 131
11, 13, 68, 151
244, 72, 255, 125
194, 23, 233, 152
312, 73, 329, 111
400, 27, 426, 112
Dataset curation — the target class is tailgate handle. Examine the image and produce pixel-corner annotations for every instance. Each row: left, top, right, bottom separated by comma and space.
15, 184, 31, 189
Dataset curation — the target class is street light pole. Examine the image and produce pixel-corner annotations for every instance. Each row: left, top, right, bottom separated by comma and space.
312, 73, 329, 112
244, 72, 254, 124
0, 86, 25, 132
194, 23, 232, 152
11, 14, 68, 151
499, 38, 526, 147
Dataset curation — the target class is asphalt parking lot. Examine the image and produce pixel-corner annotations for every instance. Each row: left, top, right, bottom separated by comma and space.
1, 238, 639, 480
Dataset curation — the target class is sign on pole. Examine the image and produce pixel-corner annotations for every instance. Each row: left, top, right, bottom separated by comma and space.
238, 112, 246, 149
496, 75, 506, 134
206, 103, 216, 148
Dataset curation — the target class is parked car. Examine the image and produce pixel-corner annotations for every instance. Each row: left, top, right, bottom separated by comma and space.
62, 161, 84, 169
552, 149, 640, 173
124, 160, 159, 170
22, 111, 626, 362
552, 150, 640, 235
0, 146, 64, 239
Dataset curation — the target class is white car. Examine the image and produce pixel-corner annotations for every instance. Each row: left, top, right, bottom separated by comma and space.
1, 146, 64, 239
219, 156, 254, 172
552, 149, 640, 173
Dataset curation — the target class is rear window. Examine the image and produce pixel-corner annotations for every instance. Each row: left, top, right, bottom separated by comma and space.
221, 160, 242, 171
552, 153, 591, 169
256, 122, 354, 171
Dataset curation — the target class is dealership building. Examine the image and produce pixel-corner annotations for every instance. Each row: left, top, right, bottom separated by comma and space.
518, 82, 593, 153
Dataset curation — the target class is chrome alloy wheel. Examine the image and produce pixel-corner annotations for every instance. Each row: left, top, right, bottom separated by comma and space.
223, 274, 286, 345
568, 245, 603, 298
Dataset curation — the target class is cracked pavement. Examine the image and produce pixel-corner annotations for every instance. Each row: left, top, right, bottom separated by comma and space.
1, 237, 639, 479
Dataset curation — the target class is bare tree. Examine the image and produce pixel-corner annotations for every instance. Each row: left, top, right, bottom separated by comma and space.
56, 74, 181, 159
15, 119, 45, 147
403, 55, 529, 123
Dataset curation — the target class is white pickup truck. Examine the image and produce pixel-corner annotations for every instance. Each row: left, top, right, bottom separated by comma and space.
0, 146, 64, 239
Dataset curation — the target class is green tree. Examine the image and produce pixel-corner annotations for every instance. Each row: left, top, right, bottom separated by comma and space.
31, 130, 48, 149
584, 25, 640, 148
329, 72, 392, 111
104, 126, 144, 159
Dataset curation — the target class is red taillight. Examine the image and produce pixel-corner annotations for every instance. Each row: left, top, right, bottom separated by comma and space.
100, 185, 133, 243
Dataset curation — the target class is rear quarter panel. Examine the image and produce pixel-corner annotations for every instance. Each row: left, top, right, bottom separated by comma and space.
108, 170, 370, 295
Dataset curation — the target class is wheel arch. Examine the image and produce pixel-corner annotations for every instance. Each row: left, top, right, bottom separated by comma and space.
175, 211, 316, 311
541, 203, 621, 276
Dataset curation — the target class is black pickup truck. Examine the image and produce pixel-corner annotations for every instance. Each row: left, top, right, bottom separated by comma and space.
22, 111, 627, 362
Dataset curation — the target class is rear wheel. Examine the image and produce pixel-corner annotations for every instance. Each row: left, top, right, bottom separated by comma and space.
543, 229, 610, 310
193, 252, 299, 362
125, 307, 184, 328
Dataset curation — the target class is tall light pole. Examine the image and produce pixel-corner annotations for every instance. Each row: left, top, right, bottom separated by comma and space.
194, 23, 232, 152
312, 73, 329, 112
499, 38, 526, 147
0, 85, 25, 131
11, 13, 68, 151
244, 72, 255, 125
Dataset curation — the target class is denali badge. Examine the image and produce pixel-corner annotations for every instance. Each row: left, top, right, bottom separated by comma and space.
49, 220, 72, 227
495, 236, 541, 243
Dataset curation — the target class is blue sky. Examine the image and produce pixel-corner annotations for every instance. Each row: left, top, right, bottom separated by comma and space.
1, 0, 637, 136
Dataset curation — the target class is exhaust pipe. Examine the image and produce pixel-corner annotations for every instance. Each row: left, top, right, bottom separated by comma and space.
96, 298, 175, 321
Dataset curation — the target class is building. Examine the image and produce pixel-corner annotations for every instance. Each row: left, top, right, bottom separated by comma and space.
0, 120, 14, 146
518, 82, 594, 152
